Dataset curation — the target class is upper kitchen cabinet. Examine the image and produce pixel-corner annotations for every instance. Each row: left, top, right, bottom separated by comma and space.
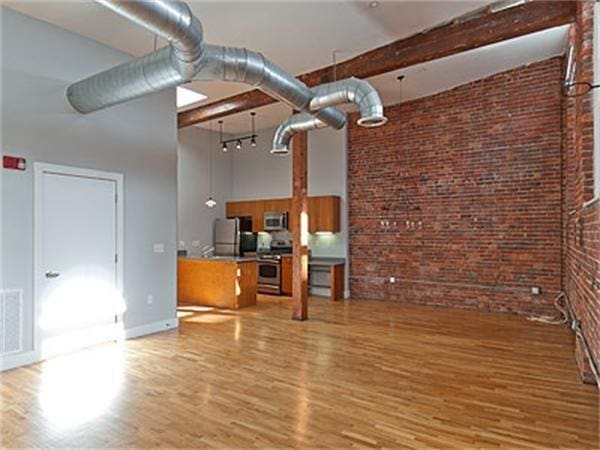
308, 196, 340, 233
226, 200, 264, 233
226, 195, 340, 233
263, 198, 291, 215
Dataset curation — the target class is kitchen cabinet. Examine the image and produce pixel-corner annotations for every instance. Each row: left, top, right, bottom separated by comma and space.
281, 255, 293, 295
308, 196, 340, 233
226, 200, 264, 233
178, 257, 258, 309
226, 195, 340, 233
263, 198, 291, 215
309, 259, 345, 302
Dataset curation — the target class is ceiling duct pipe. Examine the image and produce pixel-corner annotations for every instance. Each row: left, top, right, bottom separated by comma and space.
271, 113, 327, 155
271, 77, 387, 154
66, 0, 345, 129
309, 77, 388, 127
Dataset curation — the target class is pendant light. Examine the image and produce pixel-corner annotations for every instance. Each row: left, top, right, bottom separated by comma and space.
250, 112, 257, 147
219, 120, 228, 152
397, 74, 405, 106
205, 120, 216, 208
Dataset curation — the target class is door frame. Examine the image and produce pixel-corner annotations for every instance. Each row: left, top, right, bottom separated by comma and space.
33, 163, 124, 357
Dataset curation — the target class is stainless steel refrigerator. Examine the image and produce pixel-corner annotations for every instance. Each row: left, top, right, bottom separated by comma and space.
214, 218, 240, 256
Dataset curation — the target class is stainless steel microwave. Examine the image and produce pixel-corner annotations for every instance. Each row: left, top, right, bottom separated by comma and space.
264, 211, 288, 231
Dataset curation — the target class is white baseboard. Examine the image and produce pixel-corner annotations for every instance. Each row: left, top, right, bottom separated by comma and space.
124, 317, 179, 339
0, 350, 39, 372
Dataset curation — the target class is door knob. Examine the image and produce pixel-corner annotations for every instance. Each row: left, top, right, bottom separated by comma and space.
45, 271, 60, 279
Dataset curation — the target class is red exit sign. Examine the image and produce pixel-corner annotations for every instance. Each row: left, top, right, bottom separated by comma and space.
3, 156, 26, 171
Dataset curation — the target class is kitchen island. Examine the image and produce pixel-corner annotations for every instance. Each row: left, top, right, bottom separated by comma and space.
177, 256, 258, 309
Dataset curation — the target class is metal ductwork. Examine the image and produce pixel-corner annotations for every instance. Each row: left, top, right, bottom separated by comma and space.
192, 45, 346, 129
66, 0, 345, 129
309, 77, 388, 128
271, 77, 387, 154
271, 113, 327, 155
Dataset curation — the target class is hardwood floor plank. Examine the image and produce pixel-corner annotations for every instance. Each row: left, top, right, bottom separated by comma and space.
1, 296, 597, 449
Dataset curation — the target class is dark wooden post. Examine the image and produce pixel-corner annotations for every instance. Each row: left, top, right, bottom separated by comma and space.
291, 131, 308, 320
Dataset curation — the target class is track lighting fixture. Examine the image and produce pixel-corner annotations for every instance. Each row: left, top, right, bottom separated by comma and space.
218, 112, 259, 151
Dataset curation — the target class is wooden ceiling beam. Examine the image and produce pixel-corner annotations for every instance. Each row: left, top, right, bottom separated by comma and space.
177, 1, 576, 128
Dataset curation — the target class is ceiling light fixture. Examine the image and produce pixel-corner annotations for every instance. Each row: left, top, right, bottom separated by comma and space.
250, 112, 257, 147
219, 112, 260, 151
176, 86, 207, 108
205, 120, 216, 208
219, 120, 228, 152
369, 1, 380, 8
397, 74, 405, 106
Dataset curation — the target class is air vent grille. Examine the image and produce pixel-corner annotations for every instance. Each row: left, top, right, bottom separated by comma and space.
1, 289, 23, 355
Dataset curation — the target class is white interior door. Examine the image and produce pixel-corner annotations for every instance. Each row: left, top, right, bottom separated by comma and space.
38, 169, 122, 357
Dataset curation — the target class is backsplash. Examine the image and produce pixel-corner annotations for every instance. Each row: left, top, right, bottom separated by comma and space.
308, 233, 345, 257
258, 230, 344, 257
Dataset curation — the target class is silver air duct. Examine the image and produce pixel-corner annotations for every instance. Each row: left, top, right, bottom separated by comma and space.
66, 0, 345, 129
271, 113, 327, 155
309, 77, 388, 127
193, 45, 346, 129
271, 77, 387, 154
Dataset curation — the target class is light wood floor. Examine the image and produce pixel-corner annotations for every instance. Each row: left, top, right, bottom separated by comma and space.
2, 296, 598, 449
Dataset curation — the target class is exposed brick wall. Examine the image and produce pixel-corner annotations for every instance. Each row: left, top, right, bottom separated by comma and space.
562, 0, 600, 382
348, 58, 563, 318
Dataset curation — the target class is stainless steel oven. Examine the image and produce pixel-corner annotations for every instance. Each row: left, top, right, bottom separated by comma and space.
258, 256, 281, 294
264, 211, 288, 231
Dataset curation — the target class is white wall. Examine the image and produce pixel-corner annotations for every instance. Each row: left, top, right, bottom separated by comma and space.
177, 126, 232, 254
1, 7, 178, 368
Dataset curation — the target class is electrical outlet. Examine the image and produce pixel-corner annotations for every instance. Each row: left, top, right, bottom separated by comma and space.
531, 286, 541, 295
147, 294, 154, 305
389, 277, 396, 284
191, 240, 200, 247
153, 243, 165, 253
179, 240, 185, 248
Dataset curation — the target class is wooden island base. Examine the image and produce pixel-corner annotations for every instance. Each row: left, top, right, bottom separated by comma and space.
177, 257, 257, 309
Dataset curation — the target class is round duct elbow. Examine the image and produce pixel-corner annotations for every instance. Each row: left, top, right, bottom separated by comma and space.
270, 146, 290, 155
357, 114, 388, 128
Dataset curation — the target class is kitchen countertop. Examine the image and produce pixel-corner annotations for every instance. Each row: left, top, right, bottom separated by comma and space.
279, 254, 346, 266
309, 257, 346, 266
178, 255, 258, 263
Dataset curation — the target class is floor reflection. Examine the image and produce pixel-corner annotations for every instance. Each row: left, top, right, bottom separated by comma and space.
177, 305, 238, 324
39, 343, 124, 430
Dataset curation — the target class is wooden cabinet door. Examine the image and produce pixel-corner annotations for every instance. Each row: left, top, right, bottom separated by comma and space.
226, 201, 246, 218
250, 201, 264, 233
281, 255, 293, 295
308, 196, 340, 233
226, 200, 264, 232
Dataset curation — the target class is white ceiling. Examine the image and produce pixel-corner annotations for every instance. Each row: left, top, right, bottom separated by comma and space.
4, 1, 568, 133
